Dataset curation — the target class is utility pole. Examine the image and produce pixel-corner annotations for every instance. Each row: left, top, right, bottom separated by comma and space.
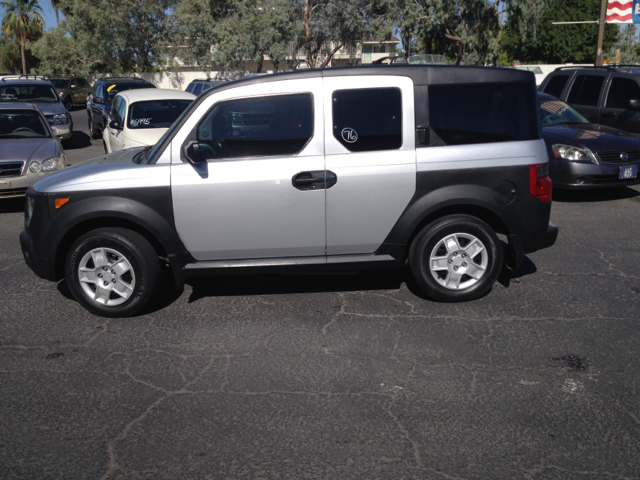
595, 0, 608, 65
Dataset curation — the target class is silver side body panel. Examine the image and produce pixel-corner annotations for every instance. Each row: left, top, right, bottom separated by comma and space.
170, 78, 326, 261
323, 76, 416, 255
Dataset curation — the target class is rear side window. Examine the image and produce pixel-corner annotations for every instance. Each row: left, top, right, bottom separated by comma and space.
428, 82, 538, 146
193, 83, 203, 96
606, 77, 640, 109
543, 75, 569, 97
567, 75, 605, 106
186, 83, 195, 93
196, 93, 314, 160
332, 87, 402, 152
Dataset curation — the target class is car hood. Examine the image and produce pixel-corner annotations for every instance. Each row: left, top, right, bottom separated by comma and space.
0, 137, 59, 164
542, 123, 640, 153
33, 147, 150, 192
125, 128, 167, 147
32, 102, 66, 116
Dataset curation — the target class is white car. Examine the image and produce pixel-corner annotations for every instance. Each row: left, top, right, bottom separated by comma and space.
102, 88, 195, 153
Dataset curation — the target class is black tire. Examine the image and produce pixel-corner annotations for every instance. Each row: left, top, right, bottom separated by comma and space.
64, 96, 73, 111
65, 228, 161, 317
103, 140, 109, 154
409, 215, 503, 302
88, 117, 100, 140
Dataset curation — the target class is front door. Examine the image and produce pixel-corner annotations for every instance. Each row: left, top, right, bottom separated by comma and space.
106, 96, 126, 152
323, 76, 416, 255
564, 73, 607, 124
170, 78, 327, 261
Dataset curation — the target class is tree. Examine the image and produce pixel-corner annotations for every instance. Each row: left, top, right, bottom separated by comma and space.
1, 0, 44, 74
371, 0, 426, 57
502, 0, 619, 64
31, 27, 91, 75
50, 0, 60, 24
608, 24, 640, 64
213, 0, 297, 76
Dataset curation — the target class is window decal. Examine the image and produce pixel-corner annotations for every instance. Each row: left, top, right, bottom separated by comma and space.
130, 118, 152, 127
341, 127, 358, 143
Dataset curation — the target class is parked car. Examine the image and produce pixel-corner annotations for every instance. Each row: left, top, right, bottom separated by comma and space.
539, 92, 640, 189
539, 65, 640, 135
0, 76, 73, 148
408, 54, 448, 65
87, 77, 155, 140
103, 88, 195, 153
48, 76, 92, 111
185, 78, 226, 96
0, 103, 66, 198
20, 64, 557, 317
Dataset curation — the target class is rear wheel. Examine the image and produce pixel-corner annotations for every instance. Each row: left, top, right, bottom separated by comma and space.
409, 215, 503, 302
65, 228, 161, 317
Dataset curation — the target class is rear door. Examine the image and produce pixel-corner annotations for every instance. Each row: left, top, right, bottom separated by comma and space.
323, 76, 416, 255
170, 78, 327, 261
565, 73, 607, 123
599, 75, 640, 134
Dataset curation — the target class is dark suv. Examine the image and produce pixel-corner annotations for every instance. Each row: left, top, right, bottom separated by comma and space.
539, 65, 640, 135
87, 77, 155, 139
185, 78, 225, 96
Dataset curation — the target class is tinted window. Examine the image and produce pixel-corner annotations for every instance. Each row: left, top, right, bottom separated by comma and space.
192, 83, 203, 96
429, 83, 538, 146
539, 100, 588, 126
606, 77, 640, 109
49, 79, 69, 89
78, 78, 87, 87
109, 97, 121, 121
543, 75, 570, 97
196, 93, 313, 160
567, 75, 605, 106
128, 99, 192, 129
117, 98, 126, 124
202, 84, 211, 91
0, 84, 59, 103
105, 83, 153, 103
0, 110, 50, 138
186, 83, 195, 93
332, 88, 402, 152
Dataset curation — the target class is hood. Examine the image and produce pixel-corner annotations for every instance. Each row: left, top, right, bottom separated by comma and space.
125, 128, 167, 147
33, 101, 66, 116
0, 137, 59, 166
542, 123, 640, 153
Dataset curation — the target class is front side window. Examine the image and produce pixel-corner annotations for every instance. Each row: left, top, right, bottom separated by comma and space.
0, 110, 51, 138
196, 93, 314, 160
110, 97, 122, 122
49, 79, 69, 89
127, 99, 192, 129
543, 75, 569, 98
606, 77, 640, 109
0, 84, 59, 103
78, 78, 87, 87
186, 83, 195, 93
117, 98, 127, 124
429, 82, 538, 146
567, 75, 605, 106
332, 87, 402, 152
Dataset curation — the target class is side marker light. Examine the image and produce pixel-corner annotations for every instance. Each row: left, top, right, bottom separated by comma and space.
55, 198, 70, 209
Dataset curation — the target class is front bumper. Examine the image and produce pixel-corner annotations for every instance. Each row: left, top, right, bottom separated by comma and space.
551, 159, 640, 189
1, 172, 63, 198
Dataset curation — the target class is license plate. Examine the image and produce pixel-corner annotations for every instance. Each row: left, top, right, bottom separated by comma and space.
619, 165, 638, 180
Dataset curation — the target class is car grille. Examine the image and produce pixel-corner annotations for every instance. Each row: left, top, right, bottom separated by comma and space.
0, 187, 28, 198
0, 161, 24, 178
596, 149, 640, 164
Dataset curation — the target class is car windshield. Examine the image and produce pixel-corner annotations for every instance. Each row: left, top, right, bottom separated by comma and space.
539, 99, 589, 126
106, 83, 152, 104
127, 99, 193, 129
49, 79, 69, 89
0, 110, 50, 138
0, 84, 59, 103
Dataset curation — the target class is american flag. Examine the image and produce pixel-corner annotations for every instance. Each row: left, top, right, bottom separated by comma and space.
540, 101, 565, 114
606, 0, 633, 23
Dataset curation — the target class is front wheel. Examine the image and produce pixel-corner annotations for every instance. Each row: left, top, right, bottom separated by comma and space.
409, 215, 503, 302
88, 117, 100, 140
64, 96, 73, 111
65, 228, 161, 317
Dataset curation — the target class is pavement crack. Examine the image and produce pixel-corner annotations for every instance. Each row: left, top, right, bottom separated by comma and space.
385, 397, 423, 469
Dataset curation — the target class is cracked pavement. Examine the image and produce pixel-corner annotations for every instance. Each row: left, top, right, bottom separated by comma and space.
1, 183, 639, 479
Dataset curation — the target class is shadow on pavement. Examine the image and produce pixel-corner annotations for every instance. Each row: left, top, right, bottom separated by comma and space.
0, 197, 24, 214
64, 131, 93, 150
553, 186, 640, 203
497, 255, 537, 289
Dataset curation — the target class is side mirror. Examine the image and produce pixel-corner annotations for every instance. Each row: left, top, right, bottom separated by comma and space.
183, 140, 204, 164
629, 99, 640, 110
109, 120, 121, 130
70, 84, 77, 89
94, 97, 103, 105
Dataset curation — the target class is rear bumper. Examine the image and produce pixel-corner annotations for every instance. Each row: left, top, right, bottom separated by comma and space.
540, 222, 558, 250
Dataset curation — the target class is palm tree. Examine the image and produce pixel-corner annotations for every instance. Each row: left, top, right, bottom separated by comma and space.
1, 0, 44, 74
50, 0, 59, 24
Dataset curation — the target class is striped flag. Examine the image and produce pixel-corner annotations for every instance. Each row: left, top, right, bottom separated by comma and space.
606, 0, 635, 23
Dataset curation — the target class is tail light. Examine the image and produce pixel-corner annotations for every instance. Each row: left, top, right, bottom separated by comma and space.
529, 163, 552, 203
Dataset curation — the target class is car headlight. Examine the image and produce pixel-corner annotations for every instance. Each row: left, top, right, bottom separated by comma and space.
41, 156, 64, 172
59, 91, 64, 97
48, 113, 70, 125
28, 161, 41, 174
551, 144, 597, 163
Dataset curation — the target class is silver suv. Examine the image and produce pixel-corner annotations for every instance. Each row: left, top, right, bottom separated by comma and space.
20, 65, 558, 317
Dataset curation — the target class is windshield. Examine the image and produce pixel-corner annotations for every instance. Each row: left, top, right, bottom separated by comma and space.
106, 83, 153, 104
49, 79, 69, 89
0, 110, 51, 138
127, 99, 193, 129
0, 84, 60, 103
539, 99, 589, 126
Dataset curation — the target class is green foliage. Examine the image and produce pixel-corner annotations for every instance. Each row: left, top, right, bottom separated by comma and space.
608, 24, 640, 64
31, 27, 90, 75
502, 0, 619, 64
1, 0, 44, 73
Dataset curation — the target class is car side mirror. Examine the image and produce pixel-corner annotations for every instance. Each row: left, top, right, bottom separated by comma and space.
94, 97, 103, 105
109, 120, 121, 130
183, 140, 204, 164
629, 99, 640, 110
70, 84, 77, 89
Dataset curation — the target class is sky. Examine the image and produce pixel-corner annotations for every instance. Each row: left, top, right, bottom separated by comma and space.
0, 1, 61, 31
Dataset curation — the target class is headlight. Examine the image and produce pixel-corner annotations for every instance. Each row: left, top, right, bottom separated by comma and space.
28, 161, 41, 174
551, 144, 597, 163
59, 91, 64, 97
47, 113, 70, 125
41, 156, 64, 172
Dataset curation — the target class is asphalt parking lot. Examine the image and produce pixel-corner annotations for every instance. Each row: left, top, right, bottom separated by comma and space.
1, 110, 639, 479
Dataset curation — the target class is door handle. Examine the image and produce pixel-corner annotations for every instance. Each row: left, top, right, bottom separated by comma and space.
292, 171, 325, 190
601, 112, 616, 118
